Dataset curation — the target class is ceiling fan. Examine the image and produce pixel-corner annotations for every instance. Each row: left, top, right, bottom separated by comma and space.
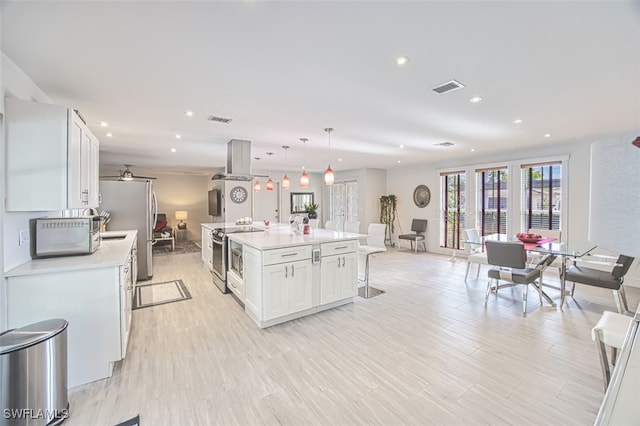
100, 164, 157, 181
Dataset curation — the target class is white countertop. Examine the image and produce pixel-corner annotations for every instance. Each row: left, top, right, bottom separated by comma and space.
5, 230, 138, 277
227, 224, 362, 250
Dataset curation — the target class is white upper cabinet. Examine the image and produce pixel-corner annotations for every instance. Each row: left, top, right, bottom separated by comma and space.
5, 97, 100, 211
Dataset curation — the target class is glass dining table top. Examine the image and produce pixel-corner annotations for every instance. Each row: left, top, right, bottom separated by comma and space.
464, 233, 597, 257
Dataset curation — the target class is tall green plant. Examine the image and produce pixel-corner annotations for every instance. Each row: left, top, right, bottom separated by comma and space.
379, 195, 398, 244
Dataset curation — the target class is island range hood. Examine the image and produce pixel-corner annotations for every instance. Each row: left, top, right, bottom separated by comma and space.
212, 139, 258, 181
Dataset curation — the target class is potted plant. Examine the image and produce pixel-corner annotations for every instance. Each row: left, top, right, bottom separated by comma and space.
304, 202, 319, 219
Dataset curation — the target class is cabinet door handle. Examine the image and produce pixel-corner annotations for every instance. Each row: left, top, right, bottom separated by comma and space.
342, 257, 346, 267
337, 259, 340, 269
291, 265, 295, 277
285, 266, 288, 278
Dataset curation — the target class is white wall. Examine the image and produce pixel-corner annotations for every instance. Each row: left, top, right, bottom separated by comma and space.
1, 52, 57, 331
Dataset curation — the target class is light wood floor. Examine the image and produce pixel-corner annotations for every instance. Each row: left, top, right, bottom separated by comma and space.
65, 248, 639, 425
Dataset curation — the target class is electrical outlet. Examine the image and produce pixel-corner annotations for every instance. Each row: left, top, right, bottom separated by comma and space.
19, 229, 29, 246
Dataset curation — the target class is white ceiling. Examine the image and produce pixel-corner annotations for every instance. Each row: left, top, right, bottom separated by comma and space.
2, 1, 639, 176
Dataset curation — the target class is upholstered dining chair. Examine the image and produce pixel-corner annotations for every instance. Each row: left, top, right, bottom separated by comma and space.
398, 219, 427, 253
308, 218, 320, 228
324, 220, 336, 231
344, 220, 360, 233
485, 240, 543, 316
591, 311, 633, 391
358, 223, 387, 298
464, 228, 488, 281
563, 254, 634, 314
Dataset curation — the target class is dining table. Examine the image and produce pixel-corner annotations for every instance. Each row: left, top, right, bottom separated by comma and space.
464, 233, 598, 308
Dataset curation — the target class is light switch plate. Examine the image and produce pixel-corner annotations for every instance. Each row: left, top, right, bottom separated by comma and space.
19, 228, 29, 246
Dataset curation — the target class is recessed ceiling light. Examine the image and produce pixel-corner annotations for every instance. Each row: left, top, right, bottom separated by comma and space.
470, 96, 483, 103
397, 160, 401, 163
399, 145, 404, 148
544, 133, 552, 138
171, 148, 176, 153
513, 119, 523, 124
338, 158, 343, 162
100, 121, 108, 127
175, 134, 181, 139
106, 133, 113, 137
185, 110, 194, 117
471, 148, 475, 152
396, 56, 409, 66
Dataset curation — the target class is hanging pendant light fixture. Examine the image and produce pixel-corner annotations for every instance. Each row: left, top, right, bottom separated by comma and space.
265, 152, 275, 191
281, 145, 290, 189
253, 157, 261, 192
324, 128, 335, 185
300, 138, 309, 188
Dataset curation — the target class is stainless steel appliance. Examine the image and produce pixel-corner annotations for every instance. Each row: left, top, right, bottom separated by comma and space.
99, 180, 156, 280
30, 216, 100, 258
0, 319, 69, 426
211, 226, 263, 293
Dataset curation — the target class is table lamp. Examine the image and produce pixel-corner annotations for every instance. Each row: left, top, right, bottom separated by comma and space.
589, 135, 640, 258
175, 211, 188, 229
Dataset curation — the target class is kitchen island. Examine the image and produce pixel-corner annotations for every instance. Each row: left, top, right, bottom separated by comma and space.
227, 225, 362, 328
5, 230, 138, 388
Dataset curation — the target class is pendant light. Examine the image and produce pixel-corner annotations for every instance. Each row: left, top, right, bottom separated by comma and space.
265, 152, 274, 191
324, 128, 335, 185
253, 157, 261, 192
300, 138, 309, 188
281, 146, 290, 189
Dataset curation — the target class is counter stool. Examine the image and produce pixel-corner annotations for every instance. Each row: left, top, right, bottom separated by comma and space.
591, 311, 633, 391
358, 223, 387, 298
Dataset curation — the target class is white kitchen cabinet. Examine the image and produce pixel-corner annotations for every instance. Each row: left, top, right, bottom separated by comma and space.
263, 259, 312, 320
5, 232, 137, 388
320, 252, 358, 304
201, 225, 213, 271
5, 97, 100, 211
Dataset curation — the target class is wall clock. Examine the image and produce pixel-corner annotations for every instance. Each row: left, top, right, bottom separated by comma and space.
230, 186, 248, 204
413, 185, 431, 208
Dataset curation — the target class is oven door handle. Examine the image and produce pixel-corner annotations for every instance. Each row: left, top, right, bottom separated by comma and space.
212, 238, 224, 246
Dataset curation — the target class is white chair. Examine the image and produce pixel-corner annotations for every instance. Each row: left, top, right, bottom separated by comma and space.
591, 311, 633, 390
325, 220, 336, 230
344, 220, 360, 233
358, 223, 386, 298
464, 228, 488, 282
308, 219, 319, 228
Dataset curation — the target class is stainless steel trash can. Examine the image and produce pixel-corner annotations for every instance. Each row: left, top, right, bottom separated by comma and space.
1, 319, 69, 426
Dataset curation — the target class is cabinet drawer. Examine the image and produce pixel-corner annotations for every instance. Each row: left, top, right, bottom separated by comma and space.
321, 240, 358, 257
263, 245, 312, 266
228, 270, 244, 301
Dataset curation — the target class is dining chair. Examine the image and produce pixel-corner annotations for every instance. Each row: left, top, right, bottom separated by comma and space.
344, 220, 360, 233
591, 311, 633, 391
324, 220, 336, 231
485, 240, 543, 316
464, 228, 488, 281
398, 219, 427, 253
308, 218, 320, 228
563, 254, 634, 314
358, 223, 387, 298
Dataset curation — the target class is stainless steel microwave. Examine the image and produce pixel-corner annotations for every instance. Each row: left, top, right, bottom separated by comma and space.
30, 217, 101, 258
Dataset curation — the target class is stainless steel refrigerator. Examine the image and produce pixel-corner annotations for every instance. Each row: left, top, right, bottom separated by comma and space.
99, 180, 156, 280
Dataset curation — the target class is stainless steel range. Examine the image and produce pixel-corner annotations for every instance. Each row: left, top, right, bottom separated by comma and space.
211, 226, 263, 293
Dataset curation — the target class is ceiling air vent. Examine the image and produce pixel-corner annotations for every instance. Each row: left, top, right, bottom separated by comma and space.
432, 80, 465, 94
434, 141, 455, 147
207, 115, 233, 124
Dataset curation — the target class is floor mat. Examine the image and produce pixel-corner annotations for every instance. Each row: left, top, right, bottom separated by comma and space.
153, 240, 200, 256
133, 280, 192, 310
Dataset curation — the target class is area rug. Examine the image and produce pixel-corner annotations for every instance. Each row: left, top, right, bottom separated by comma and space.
153, 240, 200, 256
133, 280, 192, 310
115, 414, 140, 426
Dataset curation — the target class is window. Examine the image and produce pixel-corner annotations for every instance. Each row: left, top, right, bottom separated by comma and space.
521, 162, 562, 231
441, 171, 466, 249
476, 167, 508, 236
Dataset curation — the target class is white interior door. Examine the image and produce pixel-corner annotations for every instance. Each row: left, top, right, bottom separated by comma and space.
330, 180, 358, 231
